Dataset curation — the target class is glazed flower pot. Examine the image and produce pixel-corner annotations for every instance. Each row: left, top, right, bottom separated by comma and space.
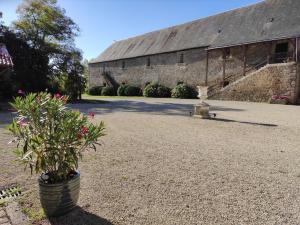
38, 171, 80, 217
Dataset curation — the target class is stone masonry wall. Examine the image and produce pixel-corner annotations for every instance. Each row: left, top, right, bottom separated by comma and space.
89, 48, 208, 89
89, 38, 298, 99
211, 62, 298, 103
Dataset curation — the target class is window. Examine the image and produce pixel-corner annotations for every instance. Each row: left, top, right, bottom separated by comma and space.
275, 43, 289, 54
103, 82, 107, 87
122, 61, 125, 69
178, 53, 184, 63
146, 57, 151, 67
275, 42, 289, 63
224, 48, 231, 59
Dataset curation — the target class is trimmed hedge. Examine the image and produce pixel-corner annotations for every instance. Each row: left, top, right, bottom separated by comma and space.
101, 86, 116, 96
157, 85, 171, 98
117, 84, 142, 96
124, 85, 142, 96
143, 82, 171, 98
171, 84, 198, 99
117, 84, 128, 96
89, 86, 103, 96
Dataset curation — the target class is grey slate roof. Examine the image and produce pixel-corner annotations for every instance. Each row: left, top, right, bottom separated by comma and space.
90, 0, 300, 63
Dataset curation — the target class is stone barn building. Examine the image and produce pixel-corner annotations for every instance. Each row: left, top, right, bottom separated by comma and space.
89, 0, 300, 103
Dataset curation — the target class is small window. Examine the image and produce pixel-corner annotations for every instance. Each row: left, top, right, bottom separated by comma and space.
178, 53, 184, 63
103, 82, 107, 87
275, 42, 289, 63
146, 57, 151, 67
224, 48, 231, 59
275, 43, 288, 54
122, 61, 125, 69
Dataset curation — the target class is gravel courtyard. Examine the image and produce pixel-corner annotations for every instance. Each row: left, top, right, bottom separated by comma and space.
1, 98, 300, 225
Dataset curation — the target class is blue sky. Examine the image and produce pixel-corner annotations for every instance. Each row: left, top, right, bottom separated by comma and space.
1, 0, 262, 60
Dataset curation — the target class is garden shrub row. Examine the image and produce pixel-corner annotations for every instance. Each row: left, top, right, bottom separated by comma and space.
89, 82, 198, 99
117, 84, 142, 96
143, 82, 171, 98
88, 86, 117, 96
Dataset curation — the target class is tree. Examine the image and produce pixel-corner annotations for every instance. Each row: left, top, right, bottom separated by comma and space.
64, 51, 86, 101
2, 24, 49, 93
12, 0, 85, 99
13, 0, 79, 52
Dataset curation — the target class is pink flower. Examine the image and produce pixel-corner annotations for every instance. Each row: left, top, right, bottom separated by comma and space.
88, 112, 95, 119
17, 118, 27, 127
54, 93, 61, 99
80, 126, 89, 135
279, 95, 289, 100
17, 89, 24, 95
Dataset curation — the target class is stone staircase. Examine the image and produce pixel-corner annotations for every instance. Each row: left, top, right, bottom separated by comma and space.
101, 71, 118, 88
208, 62, 298, 103
207, 59, 268, 98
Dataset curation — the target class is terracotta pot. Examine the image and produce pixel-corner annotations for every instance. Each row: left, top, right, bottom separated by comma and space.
38, 171, 80, 217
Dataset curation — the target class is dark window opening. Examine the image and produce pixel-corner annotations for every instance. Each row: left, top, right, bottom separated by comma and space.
178, 53, 184, 63
103, 82, 107, 87
275, 43, 289, 54
224, 48, 231, 59
147, 57, 151, 67
122, 61, 125, 69
275, 43, 289, 63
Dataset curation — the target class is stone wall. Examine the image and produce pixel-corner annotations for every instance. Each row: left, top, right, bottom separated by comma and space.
89, 38, 298, 101
89, 48, 208, 89
211, 62, 298, 103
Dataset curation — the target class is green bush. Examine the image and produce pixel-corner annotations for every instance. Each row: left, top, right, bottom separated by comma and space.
101, 86, 116, 96
143, 82, 171, 98
124, 85, 142, 96
157, 86, 171, 98
89, 86, 103, 96
171, 84, 198, 99
117, 84, 128, 96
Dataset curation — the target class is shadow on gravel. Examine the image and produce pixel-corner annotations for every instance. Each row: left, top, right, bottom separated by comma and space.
72, 100, 244, 116
49, 206, 114, 225
0, 112, 14, 128
210, 118, 277, 127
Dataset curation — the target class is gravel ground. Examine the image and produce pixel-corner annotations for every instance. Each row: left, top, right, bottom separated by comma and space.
1, 98, 300, 225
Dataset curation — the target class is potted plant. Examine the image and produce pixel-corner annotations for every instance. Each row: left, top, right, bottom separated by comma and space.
8, 92, 105, 217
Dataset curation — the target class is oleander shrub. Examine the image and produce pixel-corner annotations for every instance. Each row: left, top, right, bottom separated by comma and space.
101, 86, 116, 96
89, 86, 103, 96
171, 84, 198, 99
143, 82, 171, 98
8, 92, 105, 183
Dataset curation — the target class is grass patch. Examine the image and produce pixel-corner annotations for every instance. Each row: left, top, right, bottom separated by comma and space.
70, 98, 109, 104
21, 207, 45, 222
82, 94, 145, 100
18, 191, 46, 223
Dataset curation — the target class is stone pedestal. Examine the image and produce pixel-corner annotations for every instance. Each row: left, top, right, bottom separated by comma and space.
194, 86, 211, 119
194, 102, 210, 119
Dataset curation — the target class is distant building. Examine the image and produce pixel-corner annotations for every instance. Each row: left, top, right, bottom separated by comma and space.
89, 0, 300, 103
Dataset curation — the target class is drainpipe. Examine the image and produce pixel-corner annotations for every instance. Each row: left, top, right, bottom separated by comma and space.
243, 45, 247, 76
222, 49, 226, 86
296, 37, 299, 102
205, 50, 209, 86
